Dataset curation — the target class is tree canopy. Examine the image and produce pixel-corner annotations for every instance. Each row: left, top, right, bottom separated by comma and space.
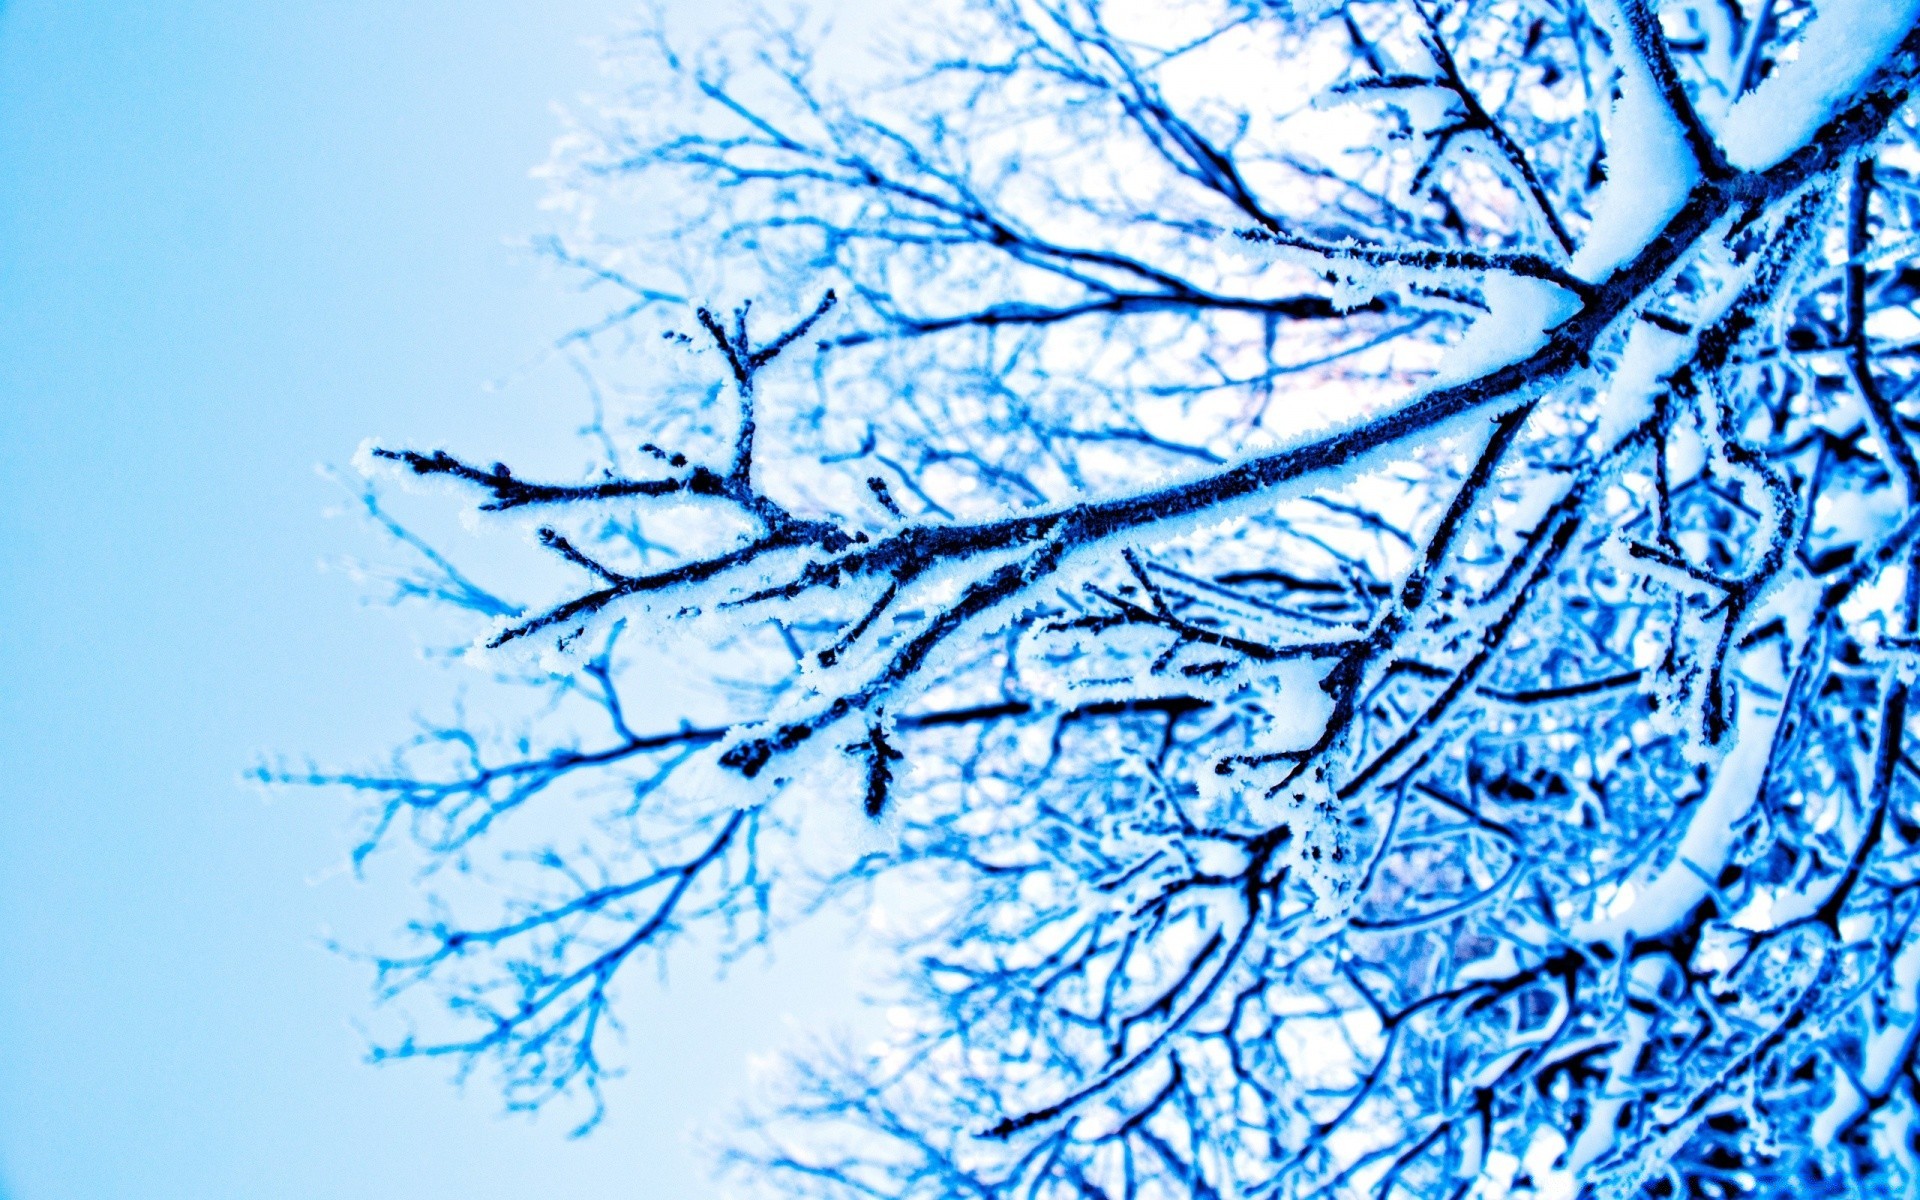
276, 0, 1920, 1194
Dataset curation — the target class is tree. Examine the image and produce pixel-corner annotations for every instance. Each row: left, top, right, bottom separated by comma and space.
275, 0, 1920, 1194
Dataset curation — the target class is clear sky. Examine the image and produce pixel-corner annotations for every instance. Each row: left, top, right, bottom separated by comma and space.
0, 3, 861, 1197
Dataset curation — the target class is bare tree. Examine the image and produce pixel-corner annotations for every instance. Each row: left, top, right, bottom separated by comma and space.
273, 0, 1920, 1194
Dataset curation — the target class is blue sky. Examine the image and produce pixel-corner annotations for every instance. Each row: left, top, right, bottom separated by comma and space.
0, 3, 860, 1196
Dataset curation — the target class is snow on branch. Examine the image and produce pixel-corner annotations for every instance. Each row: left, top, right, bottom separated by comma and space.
284, 0, 1920, 1192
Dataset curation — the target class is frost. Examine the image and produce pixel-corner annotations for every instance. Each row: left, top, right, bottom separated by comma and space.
298, 0, 1920, 1193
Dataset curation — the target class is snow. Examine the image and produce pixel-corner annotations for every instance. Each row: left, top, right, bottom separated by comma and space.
1567, 1010, 1652, 1175
1574, 689, 1782, 943
1571, 0, 1699, 283
1717, 0, 1920, 172
1589, 320, 1691, 451
1432, 275, 1584, 386
1866, 925, 1920, 1088
1811, 1067, 1866, 1143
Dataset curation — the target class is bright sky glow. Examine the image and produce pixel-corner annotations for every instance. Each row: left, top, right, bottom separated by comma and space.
0, 3, 864, 1197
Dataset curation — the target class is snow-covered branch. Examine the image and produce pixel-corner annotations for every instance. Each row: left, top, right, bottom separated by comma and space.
288, 0, 1920, 1192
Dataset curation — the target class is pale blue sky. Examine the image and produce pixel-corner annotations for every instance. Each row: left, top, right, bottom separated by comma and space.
0, 3, 858, 1197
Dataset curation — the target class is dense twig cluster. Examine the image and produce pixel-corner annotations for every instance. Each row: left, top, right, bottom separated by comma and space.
275, 0, 1920, 1193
